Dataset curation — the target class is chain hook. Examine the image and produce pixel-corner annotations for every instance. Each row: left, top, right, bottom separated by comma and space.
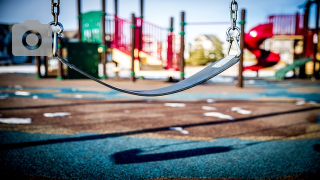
226, 0, 241, 57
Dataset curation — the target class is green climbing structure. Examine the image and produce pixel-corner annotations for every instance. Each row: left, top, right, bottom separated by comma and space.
273, 58, 311, 80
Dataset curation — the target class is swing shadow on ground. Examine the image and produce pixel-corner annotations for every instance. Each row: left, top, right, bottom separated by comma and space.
111, 146, 233, 164
0, 106, 318, 151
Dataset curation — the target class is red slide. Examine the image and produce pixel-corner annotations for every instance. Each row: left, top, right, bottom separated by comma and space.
243, 23, 281, 71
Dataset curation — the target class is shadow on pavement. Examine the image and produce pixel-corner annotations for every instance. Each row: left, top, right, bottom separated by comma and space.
112, 146, 233, 164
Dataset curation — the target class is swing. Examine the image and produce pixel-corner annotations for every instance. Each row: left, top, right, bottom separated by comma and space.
50, 0, 241, 97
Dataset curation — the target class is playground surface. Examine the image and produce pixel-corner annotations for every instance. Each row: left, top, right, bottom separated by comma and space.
1, 73, 320, 179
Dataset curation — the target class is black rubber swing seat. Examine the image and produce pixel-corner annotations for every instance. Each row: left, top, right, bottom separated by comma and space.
56, 55, 240, 97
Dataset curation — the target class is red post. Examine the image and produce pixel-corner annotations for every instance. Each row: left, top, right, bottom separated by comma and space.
114, 0, 118, 48
237, 9, 246, 88
180, 11, 185, 81
295, 12, 300, 35
166, 17, 174, 70
131, 13, 136, 82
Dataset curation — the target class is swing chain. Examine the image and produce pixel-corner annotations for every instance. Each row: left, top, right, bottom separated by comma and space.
230, 0, 238, 30
49, 0, 63, 36
50, 0, 63, 57
226, 0, 241, 57
51, 0, 60, 26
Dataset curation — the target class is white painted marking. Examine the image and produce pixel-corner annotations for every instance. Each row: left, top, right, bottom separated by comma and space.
231, 107, 252, 114
75, 94, 83, 98
231, 107, 242, 111
295, 101, 305, 105
202, 106, 217, 110
71, 88, 77, 92
43, 112, 71, 117
169, 127, 189, 134
236, 109, 252, 115
204, 112, 234, 120
32, 95, 39, 99
164, 103, 186, 107
13, 85, 23, 90
15, 91, 30, 96
0, 118, 32, 124
206, 99, 216, 103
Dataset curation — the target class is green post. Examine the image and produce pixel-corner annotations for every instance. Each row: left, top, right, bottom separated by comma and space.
180, 11, 185, 81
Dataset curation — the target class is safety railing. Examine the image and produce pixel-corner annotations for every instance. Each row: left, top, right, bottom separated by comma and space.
106, 15, 180, 70
268, 14, 304, 35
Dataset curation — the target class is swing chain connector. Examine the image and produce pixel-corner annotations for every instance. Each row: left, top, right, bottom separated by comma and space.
49, 0, 63, 57
226, 0, 241, 57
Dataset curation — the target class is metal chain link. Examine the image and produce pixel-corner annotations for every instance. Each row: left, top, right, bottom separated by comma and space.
226, 0, 241, 57
230, 0, 238, 30
50, 0, 63, 56
51, 0, 60, 26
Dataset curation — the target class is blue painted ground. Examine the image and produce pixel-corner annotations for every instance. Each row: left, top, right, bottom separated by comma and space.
1, 80, 320, 102
1, 130, 320, 179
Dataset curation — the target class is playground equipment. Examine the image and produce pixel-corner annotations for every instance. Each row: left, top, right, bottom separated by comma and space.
74, 2, 182, 80
273, 58, 311, 80
243, 23, 281, 72
243, 0, 320, 79
49, 0, 242, 96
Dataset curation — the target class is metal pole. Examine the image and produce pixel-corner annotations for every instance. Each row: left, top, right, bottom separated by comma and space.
170, 17, 174, 32
115, 0, 118, 15
312, 0, 320, 80
237, 9, 246, 88
131, 13, 136, 82
57, 38, 63, 80
35, 56, 41, 79
101, 0, 107, 79
77, 0, 82, 41
180, 11, 185, 81
140, 0, 144, 18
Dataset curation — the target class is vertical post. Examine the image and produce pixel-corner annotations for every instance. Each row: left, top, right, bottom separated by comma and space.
101, 0, 107, 79
312, 0, 320, 80
44, 56, 48, 77
131, 13, 136, 82
115, 0, 118, 15
295, 12, 300, 35
35, 56, 41, 79
57, 38, 63, 80
293, 12, 301, 78
140, 0, 144, 18
138, 0, 144, 61
166, 17, 174, 70
114, 0, 119, 78
180, 11, 185, 81
77, 0, 82, 41
300, 2, 311, 78
237, 9, 246, 88
170, 17, 174, 32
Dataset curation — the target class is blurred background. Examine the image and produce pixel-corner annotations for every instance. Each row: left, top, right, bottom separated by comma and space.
0, 0, 319, 81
